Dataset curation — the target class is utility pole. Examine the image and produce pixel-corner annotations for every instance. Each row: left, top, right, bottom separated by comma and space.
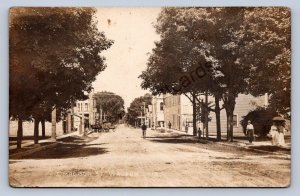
51, 106, 57, 141
143, 102, 146, 125
79, 114, 83, 135
205, 90, 209, 139
67, 110, 72, 133
100, 106, 103, 124
192, 95, 197, 136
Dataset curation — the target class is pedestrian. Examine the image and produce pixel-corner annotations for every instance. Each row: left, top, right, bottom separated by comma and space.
246, 120, 254, 144
277, 124, 286, 146
141, 123, 147, 138
198, 127, 202, 139
268, 122, 279, 145
168, 121, 171, 129
185, 124, 188, 133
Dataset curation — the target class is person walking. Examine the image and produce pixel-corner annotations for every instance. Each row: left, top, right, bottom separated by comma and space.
268, 122, 279, 145
141, 123, 147, 138
246, 121, 254, 144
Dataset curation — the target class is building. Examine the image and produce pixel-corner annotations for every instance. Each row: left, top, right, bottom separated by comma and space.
163, 94, 193, 132
208, 94, 267, 136
163, 93, 267, 136
73, 90, 97, 132
150, 95, 165, 128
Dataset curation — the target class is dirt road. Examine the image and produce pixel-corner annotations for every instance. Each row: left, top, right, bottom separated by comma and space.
9, 124, 290, 187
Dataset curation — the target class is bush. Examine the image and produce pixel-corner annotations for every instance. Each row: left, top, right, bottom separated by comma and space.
240, 107, 278, 137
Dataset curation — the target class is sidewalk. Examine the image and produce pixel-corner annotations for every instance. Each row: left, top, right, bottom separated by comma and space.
157, 127, 291, 155
9, 130, 81, 150
9, 130, 90, 159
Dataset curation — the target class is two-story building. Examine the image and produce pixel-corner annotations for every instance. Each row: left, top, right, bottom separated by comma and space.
163, 94, 193, 132
150, 95, 165, 129
72, 90, 97, 132
163, 93, 268, 136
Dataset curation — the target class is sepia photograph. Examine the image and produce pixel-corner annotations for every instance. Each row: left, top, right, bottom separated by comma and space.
9, 7, 291, 187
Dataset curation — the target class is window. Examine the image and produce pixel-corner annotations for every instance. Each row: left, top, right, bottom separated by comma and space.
232, 114, 238, 127
160, 102, 164, 111
77, 103, 80, 112
85, 103, 89, 112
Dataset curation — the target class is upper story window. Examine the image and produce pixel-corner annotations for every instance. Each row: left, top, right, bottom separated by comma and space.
85, 103, 89, 112
160, 102, 164, 111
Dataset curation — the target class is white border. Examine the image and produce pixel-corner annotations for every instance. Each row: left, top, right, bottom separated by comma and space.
1, 1, 299, 195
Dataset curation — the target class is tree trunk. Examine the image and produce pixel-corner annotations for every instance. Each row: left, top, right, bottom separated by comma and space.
17, 118, 23, 149
79, 116, 83, 135
41, 119, 45, 138
225, 109, 230, 141
230, 112, 234, 141
34, 118, 40, 144
215, 95, 221, 141
224, 91, 236, 142
51, 107, 57, 141
67, 112, 72, 133
225, 104, 235, 142
192, 95, 197, 136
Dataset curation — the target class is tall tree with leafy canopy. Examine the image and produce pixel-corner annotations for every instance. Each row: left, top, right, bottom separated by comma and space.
141, 7, 290, 142
140, 8, 224, 138
93, 91, 125, 124
9, 7, 113, 147
205, 8, 250, 141
126, 94, 152, 126
242, 7, 291, 118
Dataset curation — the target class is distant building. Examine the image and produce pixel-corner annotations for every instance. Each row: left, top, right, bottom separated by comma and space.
150, 95, 165, 128
163, 94, 193, 133
73, 90, 97, 131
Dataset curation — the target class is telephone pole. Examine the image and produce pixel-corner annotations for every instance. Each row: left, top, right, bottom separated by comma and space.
51, 106, 57, 141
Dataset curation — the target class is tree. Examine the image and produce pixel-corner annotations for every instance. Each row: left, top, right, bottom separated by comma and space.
139, 8, 223, 138
205, 8, 249, 142
9, 7, 113, 147
93, 91, 125, 124
242, 7, 291, 118
141, 7, 290, 142
126, 94, 152, 126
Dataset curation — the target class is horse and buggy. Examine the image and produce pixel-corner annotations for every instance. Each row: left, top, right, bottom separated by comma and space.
91, 122, 116, 133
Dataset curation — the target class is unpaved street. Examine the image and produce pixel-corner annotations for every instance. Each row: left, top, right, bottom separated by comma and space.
9, 124, 290, 187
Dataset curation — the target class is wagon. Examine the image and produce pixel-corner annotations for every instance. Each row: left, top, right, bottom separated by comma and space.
91, 124, 102, 132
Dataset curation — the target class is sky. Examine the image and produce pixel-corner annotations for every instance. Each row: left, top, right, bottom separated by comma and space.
92, 8, 161, 109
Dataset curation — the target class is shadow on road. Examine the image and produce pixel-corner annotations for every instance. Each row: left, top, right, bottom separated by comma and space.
148, 135, 208, 144
145, 134, 190, 139
247, 145, 290, 153
14, 136, 108, 160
